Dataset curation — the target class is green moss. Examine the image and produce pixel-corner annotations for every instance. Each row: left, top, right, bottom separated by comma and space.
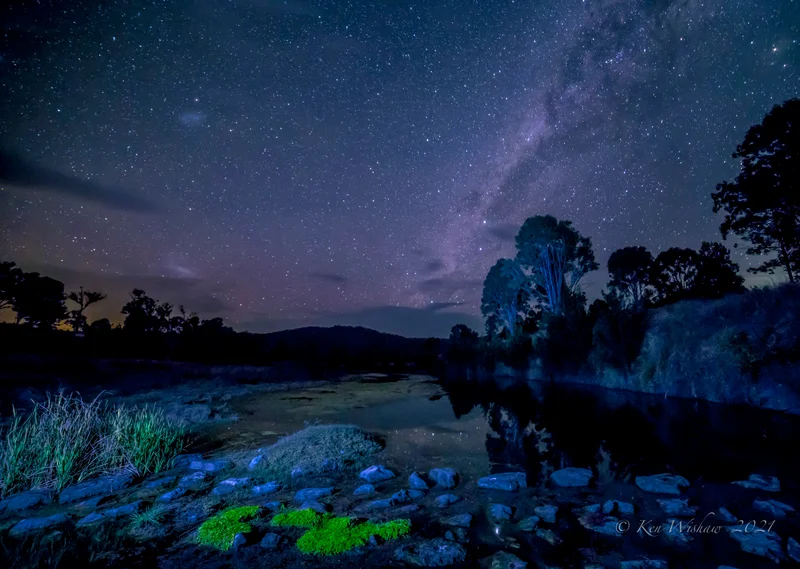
198, 506, 260, 550
281, 510, 410, 555
271, 508, 329, 528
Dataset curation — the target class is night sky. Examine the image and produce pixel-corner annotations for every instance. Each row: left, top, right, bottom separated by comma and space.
1, 0, 797, 337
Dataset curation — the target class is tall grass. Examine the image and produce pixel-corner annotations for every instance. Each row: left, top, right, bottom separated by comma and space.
0, 393, 186, 498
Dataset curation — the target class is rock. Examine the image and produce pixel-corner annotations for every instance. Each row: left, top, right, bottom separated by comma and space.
252, 481, 282, 496
179, 471, 210, 490
444, 528, 468, 542
248, 455, 265, 470
299, 500, 328, 513
578, 510, 621, 537
189, 459, 234, 472
369, 534, 381, 547
663, 518, 693, 545
10, 513, 69, 537
535, 527, 562, 545
620, 561, 668, 569
76, 512, 106, 527
534, 505, 558, 524
551, 467, 593, 488
0, 490, 53, 514
231, 532, 247, 551
360, 465, 395, 483
410, 472, 430, 490
394, 538, 467, 567
103, 500, 143, 518
726, 526, 785, 563
77, 496, 106, 509
602, 500, 634, 516
443, 513, 473, 528
488, 504, 514, 523
260, 533, 285, 549
428, 468, 459, 489
435, 494, 461, 508
294, 487, 334, 502
391, 490, 414, 505
59, 472, 134, 504
478, 472, 527, 492
158, 488, 187, 503
657, 499, 697, 517
354, 484, 376, 496
182, 504, 209, 524
517, 516, 540, 532
717, 507, 737, 524
398, 504, 421, 515
635, 473, 689, 495
173, 454, 203, 468
367, 498, 395, 510
483, 551, 528, 569
211, 477, 252, 496
753, 499, 794, 518
408, 489, 426, 500
263, 501, 283, 512
145, 475, 177, 490
732, 474, 780, 492
788, 537, 800, 563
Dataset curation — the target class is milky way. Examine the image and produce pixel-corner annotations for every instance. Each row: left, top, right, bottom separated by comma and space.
0, 0, 797, 336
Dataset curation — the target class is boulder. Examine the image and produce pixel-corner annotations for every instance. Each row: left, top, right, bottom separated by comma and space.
483, 551, 527, 569
0, 490, 52, 514
10, 513, 69, 537
444, 528, 468, 542
753, 499, 794, 518
189, 459, 234, 472
517, 516, 539, 532
294, 487, 334, 502
443, 513, 473, 528
367, 498, 394, 510
635, 473, 689, 495
602, 500, 634, 516
391, 490, 414, 505
158, 488, 187, 503
578, 510, 621, 537
103, 500, 143, 518
428, 468, 459, 489
360, 465, 395, 483
398, 504, 421, 515
178, 471, 210, 491
263, 501, 283, 512
435, 494, 461, 508
732, 474, 780, 492
657, 499, 696, 517
173, 454, 203, 468
726, 526, 785, 562
59, 472, 134, 504
231, 532, 247, 551
248, 455, 265, 470
260, 533, 285, 549
354, 484, 376, 496
535, 527, 562, 545
299, 500, 330, 513
252, 481, 282, 496
551, 467, 593, 488
76, 512, 106, 527
394, 538, 467, 567
410, 472, 430, 490
211, 477, 252, 496
145, 475, 177, 490
488, 504, 514, 523
534, 505, 558, 524
478, 472, 526, 492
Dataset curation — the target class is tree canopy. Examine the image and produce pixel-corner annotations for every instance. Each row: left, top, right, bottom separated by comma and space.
607, 246, 654, 311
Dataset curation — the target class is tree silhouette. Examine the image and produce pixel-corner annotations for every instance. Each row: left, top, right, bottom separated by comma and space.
695, 241, 745, 298
0, 261, 23, 313
712, 98, 800, 282
12, 272, 66, 329
651, 248, 701, 304
121, 289, 172, 333
481, 259, 529, 338
514, 215, 597, 314
67, 287, 107, 333
607, 246, 654, 311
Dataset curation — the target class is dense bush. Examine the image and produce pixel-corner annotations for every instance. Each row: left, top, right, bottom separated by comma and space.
0, 392, 185, 497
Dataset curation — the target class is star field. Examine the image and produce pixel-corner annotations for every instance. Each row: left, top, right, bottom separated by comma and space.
1, 0, 798, 336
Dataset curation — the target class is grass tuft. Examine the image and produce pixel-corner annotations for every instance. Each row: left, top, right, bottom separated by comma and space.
197, 505, 260, 550
130, 504, 168, 530
0, 392, 186, 497
271, 507, 328, 528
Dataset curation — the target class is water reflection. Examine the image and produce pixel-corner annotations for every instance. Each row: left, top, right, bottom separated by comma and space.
441, 376, 800, 493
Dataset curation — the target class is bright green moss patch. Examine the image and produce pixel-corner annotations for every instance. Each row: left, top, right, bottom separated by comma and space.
272, 509, 410, 556
198, 506, 260, 550
271, 508, 329, 528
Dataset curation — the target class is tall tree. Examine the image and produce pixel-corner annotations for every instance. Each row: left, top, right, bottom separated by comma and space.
695, 241, 745, 298
12, 272, 66, 329
515, 215, 597, 314
67, 287, 107, 333
0, 261, 23, 314
712, 98, 800, 282
607, 246, 654, 311
481, 259, 529, 338
651, 248, 700, 304
121, 289, 172, 333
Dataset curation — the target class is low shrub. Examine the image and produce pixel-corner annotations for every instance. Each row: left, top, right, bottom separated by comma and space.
0, 392, 186, 497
